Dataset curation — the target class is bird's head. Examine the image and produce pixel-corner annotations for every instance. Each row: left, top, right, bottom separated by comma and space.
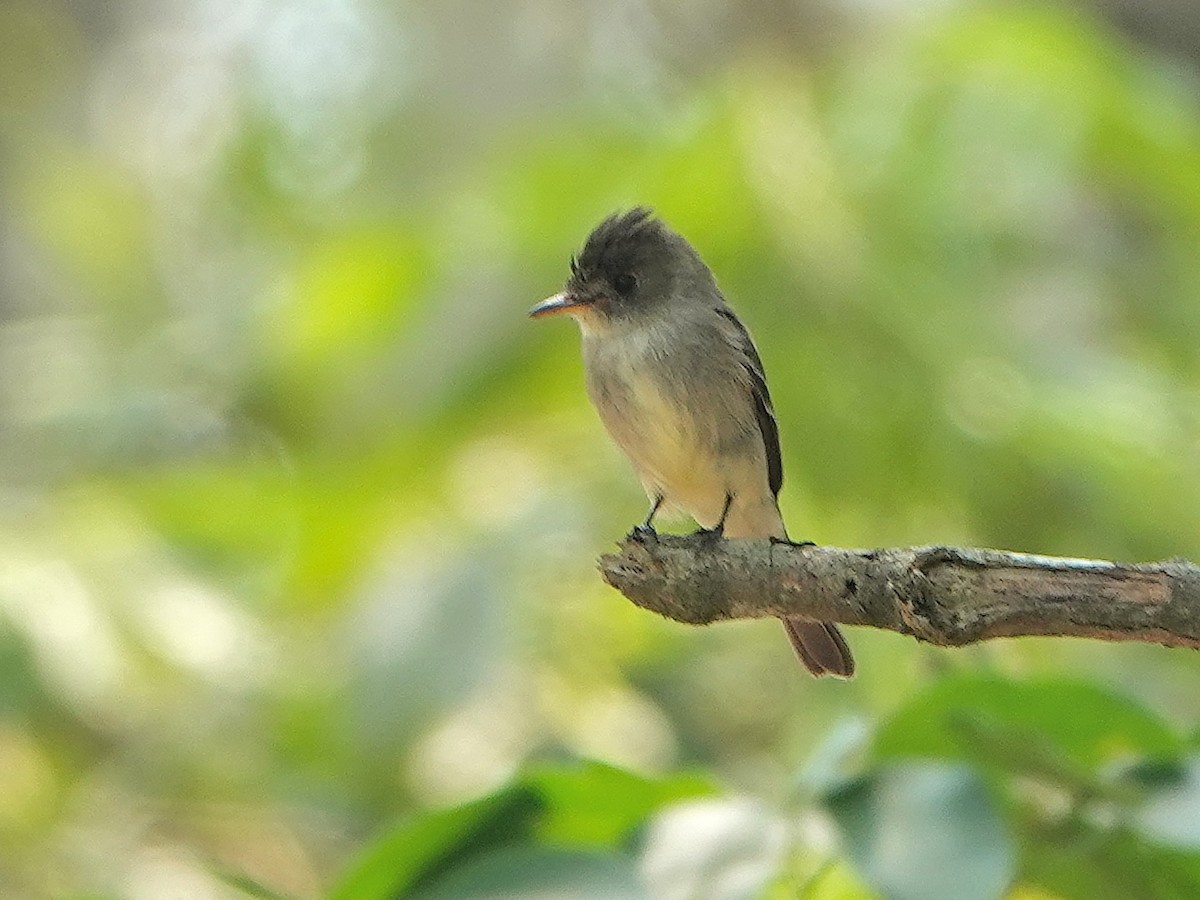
529, 208, 710, 332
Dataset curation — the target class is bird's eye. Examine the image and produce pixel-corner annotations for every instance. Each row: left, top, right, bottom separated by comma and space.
612, 272, 637, 296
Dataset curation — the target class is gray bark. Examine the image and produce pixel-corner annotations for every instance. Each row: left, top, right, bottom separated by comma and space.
598, 533, 1200, 649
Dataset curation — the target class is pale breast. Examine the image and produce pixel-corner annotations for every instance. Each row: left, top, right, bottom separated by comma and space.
589, 363, 694, 491
581, 321, 759, 509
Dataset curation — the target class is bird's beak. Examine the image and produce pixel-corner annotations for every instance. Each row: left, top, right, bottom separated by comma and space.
529, 292, 588, 319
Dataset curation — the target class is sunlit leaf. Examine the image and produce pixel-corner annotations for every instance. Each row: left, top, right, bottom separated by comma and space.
638, 797, 791, 900
266, 227, 429, 373
795, 716, 873, 796
1126, 756, 1200, 849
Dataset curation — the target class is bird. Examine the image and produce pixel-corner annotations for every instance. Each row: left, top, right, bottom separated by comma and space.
528, 208, 854, 677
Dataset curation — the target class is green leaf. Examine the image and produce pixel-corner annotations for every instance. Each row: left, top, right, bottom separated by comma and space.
944, 710, 1129, 802
209, 865, 294, 900
527, 760, 715, 848
328, 784, 544, 900
329, 762, 715, 900
1019, 823, 1200, 899
410, 847, 647, 900
825, 762, 1015, 900
874, 676, 1181, 769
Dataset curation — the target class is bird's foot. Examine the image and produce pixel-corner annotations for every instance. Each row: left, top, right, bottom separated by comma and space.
629, 523, 658, 543
770, 536, 815, 548
691, 525, 725, 549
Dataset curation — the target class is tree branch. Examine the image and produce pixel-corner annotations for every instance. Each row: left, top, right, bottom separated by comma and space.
598, 533, 1200, 649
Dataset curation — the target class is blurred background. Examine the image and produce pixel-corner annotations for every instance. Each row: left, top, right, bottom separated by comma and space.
3, 0, 1200, 897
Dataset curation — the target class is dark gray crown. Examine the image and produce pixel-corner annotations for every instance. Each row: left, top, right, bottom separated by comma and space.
572, 207, 675, 284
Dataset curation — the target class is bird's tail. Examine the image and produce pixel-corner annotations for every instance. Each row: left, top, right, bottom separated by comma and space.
782, 618, 855, 678
723, 499, 855, 679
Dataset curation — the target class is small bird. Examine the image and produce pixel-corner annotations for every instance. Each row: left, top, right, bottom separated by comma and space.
529, 208, 854, 677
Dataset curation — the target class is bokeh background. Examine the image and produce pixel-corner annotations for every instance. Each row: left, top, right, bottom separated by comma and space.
3, 0, 1200, 898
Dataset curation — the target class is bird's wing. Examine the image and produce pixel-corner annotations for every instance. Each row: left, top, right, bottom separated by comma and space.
714, 306, 783, 497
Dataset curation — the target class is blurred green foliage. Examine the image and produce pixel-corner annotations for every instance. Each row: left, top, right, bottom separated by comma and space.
3, 0, 1200, 898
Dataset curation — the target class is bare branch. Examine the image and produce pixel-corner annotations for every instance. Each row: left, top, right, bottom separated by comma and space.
598, 534, 1200, 649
